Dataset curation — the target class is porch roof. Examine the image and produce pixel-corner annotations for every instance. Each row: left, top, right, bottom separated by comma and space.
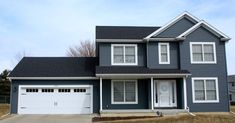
96, 66, 190, 78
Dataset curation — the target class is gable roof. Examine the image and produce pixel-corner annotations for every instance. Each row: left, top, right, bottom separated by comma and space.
145, 11, 200, 39
9, 57, 98, 78
96, 26, 160, 40
177, 20, 231, 41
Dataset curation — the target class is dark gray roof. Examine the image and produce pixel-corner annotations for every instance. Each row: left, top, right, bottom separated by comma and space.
96, 66, 190, 74
228, 75, 235, 82
96, 26, 160, 39
9, 57, 97, 77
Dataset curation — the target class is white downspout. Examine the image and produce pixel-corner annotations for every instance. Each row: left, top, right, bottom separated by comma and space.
100, 77, 103, 112
183, 76, 187, 110
151, 77, 154, 110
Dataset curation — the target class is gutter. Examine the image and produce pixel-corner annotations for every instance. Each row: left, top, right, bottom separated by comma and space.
143, 37, 185, 42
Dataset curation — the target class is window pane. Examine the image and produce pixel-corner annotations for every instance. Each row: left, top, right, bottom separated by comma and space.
194, 80, 204, 90
125, 55, 135, 63
204, 44, 213, 53
192, 44, 202, 53
114, 55, 124, 63
195, 90, 205, 100
160, 45, 167, 53
125, 46, 135, 55
206, 90, 216, 100
204, 53, 214, 61
113, 82, 124, 102
206, 80, 216, 90
125, 81, 136, 102
114, 46, 123, 55
193, 53, 203, 61
161, 54, 168, 62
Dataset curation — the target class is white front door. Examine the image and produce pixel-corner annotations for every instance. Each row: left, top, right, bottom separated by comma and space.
154, 80, 177, 107
18, 85, 93, 114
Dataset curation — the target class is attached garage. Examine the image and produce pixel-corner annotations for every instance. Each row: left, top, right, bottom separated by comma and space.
18, 85, 93, 114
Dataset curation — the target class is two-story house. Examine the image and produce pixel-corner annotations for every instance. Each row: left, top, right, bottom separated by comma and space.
9, 12, 230, 114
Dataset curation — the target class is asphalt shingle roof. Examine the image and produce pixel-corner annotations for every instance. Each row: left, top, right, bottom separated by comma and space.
9, 57, 97, 77
96, 26, 160, 39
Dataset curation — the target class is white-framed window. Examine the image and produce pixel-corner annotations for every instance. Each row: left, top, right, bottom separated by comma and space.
192, 77, 219, 103
158, 43, 170, 64
111, 80, 138, 104
190, 42, 217, 64
111, 44, 138, 65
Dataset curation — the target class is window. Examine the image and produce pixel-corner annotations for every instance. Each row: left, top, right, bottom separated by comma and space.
42, 89, 54, 93
26, 88, 38, 93
232, 82, 235, 86
74, 89, 86, 93
111, 80, 138, 104
229, 94, 232, 101
158, 43, 170, 64
190, 42, 216, 64
111, 44, 137, 65
58, 89, 70, 93
192, 77, 219, 103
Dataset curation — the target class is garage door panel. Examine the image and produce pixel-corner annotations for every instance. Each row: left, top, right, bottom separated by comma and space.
18, 85, 92, 114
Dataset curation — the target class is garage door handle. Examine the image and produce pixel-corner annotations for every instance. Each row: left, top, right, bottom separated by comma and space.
84, 107, 90, 108
20, 107, 27, 109
21, 93, 26, 95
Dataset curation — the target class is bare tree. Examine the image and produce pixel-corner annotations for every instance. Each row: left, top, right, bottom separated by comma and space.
67, 40, 96, 57
15, 51, 26, 62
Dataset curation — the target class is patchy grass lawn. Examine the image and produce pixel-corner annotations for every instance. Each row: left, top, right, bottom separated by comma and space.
95, 112, 235, 123
0, 104, 10, 119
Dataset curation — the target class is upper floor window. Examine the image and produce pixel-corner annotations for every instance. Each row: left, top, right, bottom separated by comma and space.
111, 44, 137, 65
190, 42, 216, 64
158, 43, 170, 64
192, 77, 219, 103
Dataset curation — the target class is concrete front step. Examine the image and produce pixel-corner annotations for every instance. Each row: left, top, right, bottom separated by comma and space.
100, 109, 187, 117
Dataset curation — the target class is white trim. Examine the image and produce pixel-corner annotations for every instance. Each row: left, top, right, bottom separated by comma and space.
158, 43, 170, 64
192, 77, 219, 103
111, 44, 138, 66
178, 21, 230, 40
111, 80, 138, 104
96, 73, 191, 78
190, 42, 217, 64
96, 39, 143, 42
144, 37, 185, 41
183, 77, 187, 109
145, 11, 200, 39
151, 77, 154, 110
100, 78, 103, 111
8, 77, 99, 80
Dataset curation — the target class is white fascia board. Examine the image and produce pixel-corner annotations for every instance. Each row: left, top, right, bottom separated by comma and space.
178, 20, 231, 41
8, 77, 99, 80
145, 11, 200, 39
96, 73, 191, 78
96, 39, 143, 43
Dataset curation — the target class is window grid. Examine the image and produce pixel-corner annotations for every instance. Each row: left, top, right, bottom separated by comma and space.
192, 78, 219, 103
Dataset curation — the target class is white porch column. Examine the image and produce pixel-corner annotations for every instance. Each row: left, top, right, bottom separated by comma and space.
151, 77, 154, 110
183, 77, 187, 110
100, 77, 103, 111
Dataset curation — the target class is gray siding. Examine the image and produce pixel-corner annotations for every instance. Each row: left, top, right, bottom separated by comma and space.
179, 26, 229, 112
10, 80, 100, 114
156, 18, 195, 38
99, 43, 146, 66
102, 79, 149, 109
147, 42, 179, 69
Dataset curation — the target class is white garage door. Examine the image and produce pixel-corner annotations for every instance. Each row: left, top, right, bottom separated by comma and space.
18, 85, 93, 114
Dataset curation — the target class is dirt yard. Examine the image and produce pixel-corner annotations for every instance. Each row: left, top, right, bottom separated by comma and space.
0, 104, 10, 119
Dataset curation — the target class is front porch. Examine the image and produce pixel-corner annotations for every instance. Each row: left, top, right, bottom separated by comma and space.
98, 74, 189, 114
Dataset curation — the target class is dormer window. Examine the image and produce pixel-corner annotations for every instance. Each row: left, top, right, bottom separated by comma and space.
111, 44, 137, 65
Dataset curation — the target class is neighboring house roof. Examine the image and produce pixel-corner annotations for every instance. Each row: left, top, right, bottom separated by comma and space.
96, 26, 160, 39
228, 75, 235, 83
96, 66, 190, 74
9, 57, 97, 77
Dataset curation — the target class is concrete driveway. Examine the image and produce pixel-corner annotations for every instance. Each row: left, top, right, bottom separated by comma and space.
0, 114, 97, 123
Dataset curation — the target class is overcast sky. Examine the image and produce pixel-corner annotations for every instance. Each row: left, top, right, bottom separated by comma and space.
0, 0, 234, 74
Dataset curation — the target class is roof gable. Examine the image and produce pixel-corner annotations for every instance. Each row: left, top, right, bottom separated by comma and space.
145, 11, 200, 39
177, 20, 230, 41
